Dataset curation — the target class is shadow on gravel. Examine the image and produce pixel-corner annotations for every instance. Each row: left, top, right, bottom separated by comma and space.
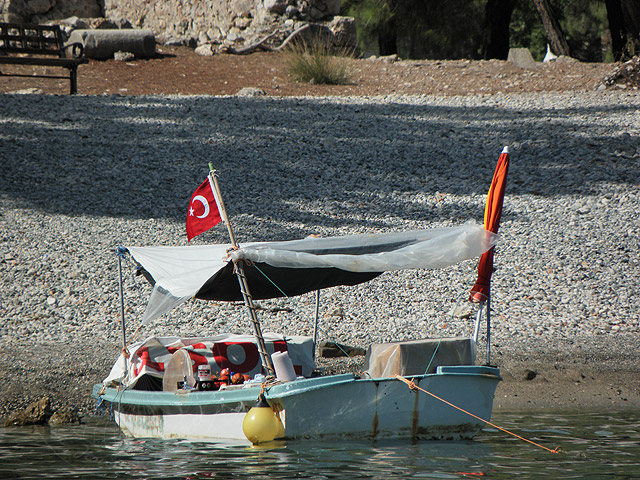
1, 94, 638, 240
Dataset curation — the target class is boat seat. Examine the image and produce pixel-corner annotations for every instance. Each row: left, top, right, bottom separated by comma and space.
364, 337, 477, 378
163, 349, 196, 392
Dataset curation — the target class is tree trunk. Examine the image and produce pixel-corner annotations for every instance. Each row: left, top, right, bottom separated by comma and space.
377, 0, 398, 56
531, 0, 571, 57
483, 0, 517, 59
377, 22, 397, 55
621, 0, 640, 48
606, 0, 627, 60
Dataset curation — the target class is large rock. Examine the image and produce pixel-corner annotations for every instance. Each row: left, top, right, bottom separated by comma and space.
20, 0, 56, 16
307, 0, 340, 18
264, 0, 287, 15
1, 0, 101, 22
68, 28, 156, 59
4, 397, 52, 427
507, 48, 537, 69
1, 0, 53, 22
49, 407, 81, 425
329, 16, 356, 52
37, 0, 102, 21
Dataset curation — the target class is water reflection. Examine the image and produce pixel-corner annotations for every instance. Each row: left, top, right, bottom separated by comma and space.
0, 411, 639, 479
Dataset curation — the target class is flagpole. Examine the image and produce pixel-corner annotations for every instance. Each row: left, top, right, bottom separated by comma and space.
207, 164, 275, 377
207, 163, 237, 247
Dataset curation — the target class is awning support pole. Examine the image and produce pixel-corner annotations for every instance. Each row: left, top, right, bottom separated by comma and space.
208, 164, 274, 376
116, 248, 128, 378
313, 289, 320, 362
472, 301, 483, 344
486, 296, 491, 365
472, 298, 491, 366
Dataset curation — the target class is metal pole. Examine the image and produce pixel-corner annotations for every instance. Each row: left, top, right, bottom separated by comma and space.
486, 296, 491, 366
117, 249, 128, 378
207, 165, 274, 376
313, 289, 320, 362
472, 301, 483, 343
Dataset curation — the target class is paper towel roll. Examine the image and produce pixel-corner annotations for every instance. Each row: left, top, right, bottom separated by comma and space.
271, 351, 297, 382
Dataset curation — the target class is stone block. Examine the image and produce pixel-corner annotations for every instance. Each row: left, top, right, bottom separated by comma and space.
507, 48, 537, 69
329, 16, 356, 51
68, 28, 156, 59
264, 0, 286, 15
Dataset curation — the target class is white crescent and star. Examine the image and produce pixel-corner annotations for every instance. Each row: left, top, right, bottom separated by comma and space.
190, 195, 210, 218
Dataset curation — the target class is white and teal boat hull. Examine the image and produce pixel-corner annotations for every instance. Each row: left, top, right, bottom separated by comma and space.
94, 365, 500, 443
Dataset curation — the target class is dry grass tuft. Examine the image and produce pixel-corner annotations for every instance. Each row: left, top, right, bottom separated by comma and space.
283, 36, 352, 85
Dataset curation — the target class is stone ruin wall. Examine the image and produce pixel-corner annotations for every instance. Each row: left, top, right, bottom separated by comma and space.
0, 0, 102, 22
1, 0, 354, 50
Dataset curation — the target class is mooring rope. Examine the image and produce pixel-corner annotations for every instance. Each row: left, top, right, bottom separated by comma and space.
394, 375, 560, 454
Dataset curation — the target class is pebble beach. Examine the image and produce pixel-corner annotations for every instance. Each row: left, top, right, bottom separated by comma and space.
1, 90, 639, 417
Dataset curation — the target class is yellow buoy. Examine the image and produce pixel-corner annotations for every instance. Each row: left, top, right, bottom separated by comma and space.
274, 410, 285, 439
242, 394, 279, 445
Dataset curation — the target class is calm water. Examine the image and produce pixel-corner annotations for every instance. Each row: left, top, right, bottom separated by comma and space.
1, 411, 639, 480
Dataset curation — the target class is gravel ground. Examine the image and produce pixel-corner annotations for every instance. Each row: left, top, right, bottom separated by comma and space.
1, 90, 639, 417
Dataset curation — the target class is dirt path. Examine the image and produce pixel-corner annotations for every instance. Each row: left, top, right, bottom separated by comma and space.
0, 46, 619, 96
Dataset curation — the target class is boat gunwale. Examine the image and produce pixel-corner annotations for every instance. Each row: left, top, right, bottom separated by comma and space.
93, 366, 501, 407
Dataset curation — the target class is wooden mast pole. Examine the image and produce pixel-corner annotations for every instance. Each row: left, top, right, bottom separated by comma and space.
207, 164, 275, 376
116, 247, 129, 379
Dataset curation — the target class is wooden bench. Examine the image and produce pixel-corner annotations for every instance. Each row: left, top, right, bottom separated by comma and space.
0, 22, 88, 94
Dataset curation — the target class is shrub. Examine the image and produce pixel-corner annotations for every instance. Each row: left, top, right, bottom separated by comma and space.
284, 36, 351, 85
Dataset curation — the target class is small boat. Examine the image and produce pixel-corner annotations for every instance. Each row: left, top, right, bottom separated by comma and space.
94, 148, 510, 444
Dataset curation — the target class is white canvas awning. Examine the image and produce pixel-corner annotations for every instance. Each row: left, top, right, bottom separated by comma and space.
127, 221, 497, 324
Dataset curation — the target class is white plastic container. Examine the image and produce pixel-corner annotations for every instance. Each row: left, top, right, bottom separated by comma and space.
271, 351, 297, 383
197, 364, 212, 381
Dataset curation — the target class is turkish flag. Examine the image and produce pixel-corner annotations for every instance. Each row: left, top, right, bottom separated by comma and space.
186, 177, 222, 241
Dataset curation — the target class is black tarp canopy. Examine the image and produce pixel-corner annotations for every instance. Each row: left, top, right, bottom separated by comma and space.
127, 222, 495, 324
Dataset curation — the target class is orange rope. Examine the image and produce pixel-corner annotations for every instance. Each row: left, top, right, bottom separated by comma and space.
394, 375, 560, 454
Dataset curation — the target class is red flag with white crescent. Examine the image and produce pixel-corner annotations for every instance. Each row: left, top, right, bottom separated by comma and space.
186, 177, 222, 241
469, 147, 510, 302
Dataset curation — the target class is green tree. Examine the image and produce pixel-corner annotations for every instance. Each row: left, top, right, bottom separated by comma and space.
607, 0, 640, 59
562, 0, 608, 61
343, 0, 613, 62
343, 0, 397, 55
532, 0, 571, 56
344, 0, 486, 59
511, 0, 609, 62
483, 0, 517, 59
509, 0, 549, 59
606, 0, 627, 60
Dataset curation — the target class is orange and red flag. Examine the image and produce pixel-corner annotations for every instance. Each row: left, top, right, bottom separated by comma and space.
469, 147, 509, 302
